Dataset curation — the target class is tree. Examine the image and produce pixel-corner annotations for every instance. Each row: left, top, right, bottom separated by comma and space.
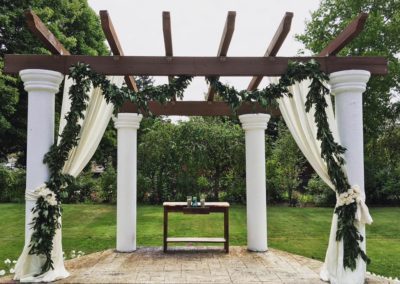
296, 0, 399, 140
0, 0, 108, 163
137, 117, 245, 204
266, 122, 305, 205
296, 0, 400, 203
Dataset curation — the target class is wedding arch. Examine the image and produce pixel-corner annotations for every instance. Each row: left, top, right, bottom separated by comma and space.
4, 10, 387, 284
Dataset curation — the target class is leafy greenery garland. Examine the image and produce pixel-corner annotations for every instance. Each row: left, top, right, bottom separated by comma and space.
29, 63, 192, 275
30, 60, 367, 275
207, 59, 369, 270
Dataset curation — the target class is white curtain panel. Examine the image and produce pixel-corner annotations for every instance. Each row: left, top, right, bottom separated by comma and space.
269, 78, 371, 284
14, 76, 123, 282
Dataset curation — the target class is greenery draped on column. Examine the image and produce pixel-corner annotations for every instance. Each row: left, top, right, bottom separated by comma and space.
29, 60, 368, 275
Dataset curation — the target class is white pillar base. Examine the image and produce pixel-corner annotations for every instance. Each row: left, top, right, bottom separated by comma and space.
239, 113, 270, 252
20, 69, 63, 245
114, 113, 142, 252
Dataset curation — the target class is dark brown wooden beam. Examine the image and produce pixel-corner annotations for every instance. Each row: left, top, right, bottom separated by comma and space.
163, 11, 173, 58
162, 11, 176, 100
25, 10, 70, 55
207, 11, 236, 101
318, 13, 368, 56
100, 10, 138, 92
119, 101, 279, 116
4, 54, 388, 76
247, 12, 293, 91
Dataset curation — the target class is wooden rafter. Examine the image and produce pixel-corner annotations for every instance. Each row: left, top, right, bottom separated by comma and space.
162, 11, 176, 101
207, 11, 236, 101
4, 54, 388, 76
25, 10, 70, 55
247, 12, 293, 91
119, 101, 279, 116
318, 13, 368, 56
100, 10, 138, 92
163, 11, 173, 58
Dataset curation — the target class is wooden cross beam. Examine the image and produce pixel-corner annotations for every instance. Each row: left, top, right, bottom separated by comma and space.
119, 101, 279, 116
100, 10, 138, 92
318, 13, 368, 56
4, 54, 388, 76
247, 12, 293, 91
207, 11, 236, 101
25, 10, 70, 56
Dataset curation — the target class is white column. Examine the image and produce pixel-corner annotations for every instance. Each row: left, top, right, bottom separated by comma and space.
239, 113, 270, 252
329, 70, 370, 199
114, 113, 142, 252
20, 69, 64, 245
330, 70, 371, 280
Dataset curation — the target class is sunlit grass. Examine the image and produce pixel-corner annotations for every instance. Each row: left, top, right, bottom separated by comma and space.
0, 204, 398, 278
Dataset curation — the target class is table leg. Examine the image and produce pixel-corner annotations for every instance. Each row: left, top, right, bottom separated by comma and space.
224, 208, 229, 253
163, 207, 168, 252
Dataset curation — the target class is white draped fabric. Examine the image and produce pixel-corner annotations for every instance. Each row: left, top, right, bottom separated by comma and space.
269, 78, 373, 284
14, 76, 123, 282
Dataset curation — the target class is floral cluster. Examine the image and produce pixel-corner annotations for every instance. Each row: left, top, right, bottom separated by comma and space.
35, 185, 58, 206
0, 258, 17, 276
337, 185, 361, 207
62, 250, 85, 260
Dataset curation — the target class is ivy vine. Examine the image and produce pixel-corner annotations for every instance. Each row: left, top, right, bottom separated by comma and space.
29, 60, 368, 275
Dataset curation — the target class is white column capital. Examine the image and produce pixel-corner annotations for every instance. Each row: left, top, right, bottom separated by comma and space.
114, 113, 143, 130
329, 70, 371, 96
20, 69, 63, 93
239, 113, 270, 131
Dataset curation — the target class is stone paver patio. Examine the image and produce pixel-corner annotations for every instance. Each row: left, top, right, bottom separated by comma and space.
1, 247, 394, 283
59, 247, 392, 283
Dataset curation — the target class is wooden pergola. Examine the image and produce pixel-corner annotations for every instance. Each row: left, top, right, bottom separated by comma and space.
9, 12, 387, 281
5, 10, 387, 117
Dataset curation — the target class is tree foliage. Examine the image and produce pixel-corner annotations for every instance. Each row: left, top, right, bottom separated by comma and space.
0, 0, 108, 163
138, 117, 245, 203
296, 0, 400, 204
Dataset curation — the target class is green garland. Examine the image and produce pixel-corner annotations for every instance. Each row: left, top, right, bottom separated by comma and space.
29, 64, 192, 275
207, 60, 369, 269
29, 60, 368, 275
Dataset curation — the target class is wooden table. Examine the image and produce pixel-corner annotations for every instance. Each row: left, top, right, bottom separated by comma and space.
163, 202, 230, 253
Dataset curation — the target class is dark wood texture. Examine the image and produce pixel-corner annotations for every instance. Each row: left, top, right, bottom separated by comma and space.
25, 10, 70, 55
207, 11, 236, 101
119, 101, 279, 116
182, 207, 210, 214
163, 11, 173, 57
318, 13, 368, 56
99, 10, 138, 92
224, 208, 229, 253
163, 202, 230, 253
163, 207, 168, 253
162, 11, 176, 100
5, 54, 388, 75
247, 12, 293, 91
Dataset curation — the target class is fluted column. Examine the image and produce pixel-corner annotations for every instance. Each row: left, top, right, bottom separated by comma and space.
239, 113, 270, 251
20, 69, 64, 245
330, 70, 371, 282
114, 113, 142, 252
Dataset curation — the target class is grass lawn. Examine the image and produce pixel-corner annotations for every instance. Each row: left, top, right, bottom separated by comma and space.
0, 204, 399, 278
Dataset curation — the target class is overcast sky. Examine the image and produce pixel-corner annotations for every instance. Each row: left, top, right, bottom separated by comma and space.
88, 0, 320, 117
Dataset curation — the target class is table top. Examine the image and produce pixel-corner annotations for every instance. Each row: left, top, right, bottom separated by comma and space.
163, 202, 230, 208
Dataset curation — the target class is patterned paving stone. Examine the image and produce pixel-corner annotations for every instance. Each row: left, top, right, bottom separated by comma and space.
0, 246, 395, 283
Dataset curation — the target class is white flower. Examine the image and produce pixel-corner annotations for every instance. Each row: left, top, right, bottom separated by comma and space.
0, 270, 5, 276
4, 259, 11, 264
9, 268, 15, 274
12, 260, 17, 264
